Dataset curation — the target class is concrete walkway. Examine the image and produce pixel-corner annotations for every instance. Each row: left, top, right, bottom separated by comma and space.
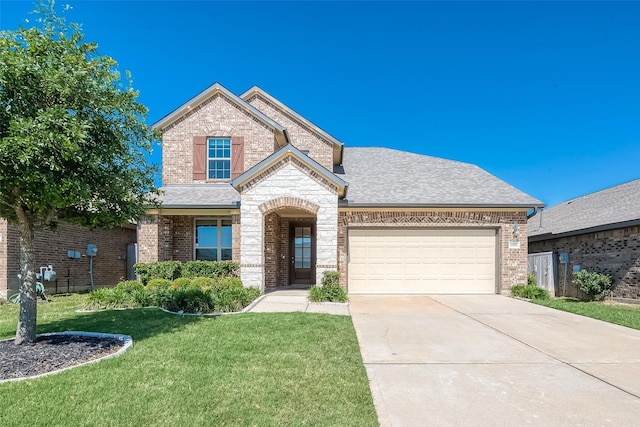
350, 294, 640, 427
248, 289, 349, 315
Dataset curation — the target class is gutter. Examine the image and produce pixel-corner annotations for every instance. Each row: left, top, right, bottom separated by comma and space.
338, 201, 547, 209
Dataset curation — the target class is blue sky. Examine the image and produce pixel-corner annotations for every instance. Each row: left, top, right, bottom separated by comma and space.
2, 1, 639, 207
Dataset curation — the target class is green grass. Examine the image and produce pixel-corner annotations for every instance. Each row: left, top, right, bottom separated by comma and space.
0, 294, 377, 426
533, 298, 640, 330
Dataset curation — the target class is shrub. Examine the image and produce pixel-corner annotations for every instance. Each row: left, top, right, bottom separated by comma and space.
574, 270, 612, 300
190, 277, 215, 291
212, 277, 243, 292
146, 278, 172, 291
309, 271, 347, 303
171, 277, 194, 290
130, 288, 153, 307
134, 261, 182, 284
510, 284, 550, 300
166, 288, 215, 314
182, 261, 239, 279
86, 287, 135, 309
213, 287, 261, 312
115, 280, 145, 293
527, 273, 537, 287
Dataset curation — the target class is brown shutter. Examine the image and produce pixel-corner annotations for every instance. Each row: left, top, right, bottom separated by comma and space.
231, 136, 244, 179
193, 136, 207, 180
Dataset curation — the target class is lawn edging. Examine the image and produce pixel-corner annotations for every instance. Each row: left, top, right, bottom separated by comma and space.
0, 331, 133, 384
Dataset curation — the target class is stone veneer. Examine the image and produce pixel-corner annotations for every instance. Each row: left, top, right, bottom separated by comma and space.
337, 210, 530, 292
529, 225, 640, 299
239, 159, 338, 289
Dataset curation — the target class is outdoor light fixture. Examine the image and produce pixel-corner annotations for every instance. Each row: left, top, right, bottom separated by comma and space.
512, 223, 520, 239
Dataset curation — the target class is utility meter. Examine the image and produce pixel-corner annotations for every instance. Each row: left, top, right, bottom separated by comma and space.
87, 244, 98, 257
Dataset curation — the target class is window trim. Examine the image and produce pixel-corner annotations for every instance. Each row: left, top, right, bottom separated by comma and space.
194, 217, 233, 261
206, 137, 231, 180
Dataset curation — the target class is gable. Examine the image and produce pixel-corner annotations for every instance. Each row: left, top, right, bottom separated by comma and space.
232, 144, 347, 198
241, 87, 343, 169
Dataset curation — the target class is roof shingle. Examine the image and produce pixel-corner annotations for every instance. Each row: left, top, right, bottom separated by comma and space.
528, 178, 640, 238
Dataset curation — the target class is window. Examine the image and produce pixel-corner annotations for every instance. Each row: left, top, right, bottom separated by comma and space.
207, 138, 231, 179
195, 218, 232, 261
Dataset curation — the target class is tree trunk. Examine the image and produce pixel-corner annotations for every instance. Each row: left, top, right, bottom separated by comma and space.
15, 209, 37, 345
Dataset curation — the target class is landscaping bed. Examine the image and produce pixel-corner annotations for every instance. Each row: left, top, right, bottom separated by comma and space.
0, 333, 125, 381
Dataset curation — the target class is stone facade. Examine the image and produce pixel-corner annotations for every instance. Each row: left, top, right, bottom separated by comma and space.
338, 210, 530, 292
239, 159, 338, 289
529, 225, 640, 299
0, 219, 135, 299
245, 94, 334, 170
162, 92, 277, 185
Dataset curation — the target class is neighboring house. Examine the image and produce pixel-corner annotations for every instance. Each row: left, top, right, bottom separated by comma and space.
139, 82, 543, 294
528, 179, 640, 299
0, 219, 136, 300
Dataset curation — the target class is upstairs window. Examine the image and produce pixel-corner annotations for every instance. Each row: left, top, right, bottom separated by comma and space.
207, 138, 231, 179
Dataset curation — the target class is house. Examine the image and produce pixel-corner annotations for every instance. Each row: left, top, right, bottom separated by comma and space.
0, 220, 136, 300
139, 82, 544, 294
528, 179, 640, 299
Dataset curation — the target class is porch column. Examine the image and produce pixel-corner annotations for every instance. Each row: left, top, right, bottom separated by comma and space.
239, 201, 264, 289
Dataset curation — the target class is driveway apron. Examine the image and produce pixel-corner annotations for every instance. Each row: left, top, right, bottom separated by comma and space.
349, 295, 640, 427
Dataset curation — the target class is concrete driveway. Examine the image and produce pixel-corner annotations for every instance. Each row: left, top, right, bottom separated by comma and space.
349, 295, 640, 426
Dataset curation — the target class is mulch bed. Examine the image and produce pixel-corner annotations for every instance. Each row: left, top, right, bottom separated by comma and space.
0, 334, 124, 381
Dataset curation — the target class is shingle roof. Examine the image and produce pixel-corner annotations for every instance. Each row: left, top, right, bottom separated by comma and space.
159, 184, 239, 208
336, 147, 544, 207
528, 178, 640, 239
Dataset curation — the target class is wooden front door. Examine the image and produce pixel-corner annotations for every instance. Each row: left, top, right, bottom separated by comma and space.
290, 223, 315, 285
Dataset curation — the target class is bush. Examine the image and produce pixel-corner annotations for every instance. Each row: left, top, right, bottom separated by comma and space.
574, 270, 612, 300
510, 284, 550, 300
116, 280, 145, 293
166, 288, 215, 314
146, 278, 172, 291
182, 261, 239, 278
213, 287, 261, 312
309, 271, 347, 303
171, 277, 194, 290
134, 261, 182, 284
190, 277, 215, 291
527, 273, 537, 287
212, 277, 243, 292
86, 287, 134, 309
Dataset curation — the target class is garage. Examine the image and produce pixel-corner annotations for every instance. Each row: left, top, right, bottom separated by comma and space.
347, 228, 497, 294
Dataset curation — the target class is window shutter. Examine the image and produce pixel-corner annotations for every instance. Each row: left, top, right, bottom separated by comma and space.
193, 136, 207, 180
231, 136, 244, 179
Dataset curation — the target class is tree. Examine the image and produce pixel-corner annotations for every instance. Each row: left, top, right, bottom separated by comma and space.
0, 1, 159, 344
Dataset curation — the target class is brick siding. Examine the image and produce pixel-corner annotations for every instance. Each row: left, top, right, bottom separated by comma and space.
338, 210, 530, 292
0, 219, 135, 299
162, 92, 277, 185
245, 94, 334, 170
529, 225, 640, 299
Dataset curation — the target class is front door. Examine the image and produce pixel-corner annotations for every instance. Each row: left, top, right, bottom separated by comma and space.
290, 223, 315, 285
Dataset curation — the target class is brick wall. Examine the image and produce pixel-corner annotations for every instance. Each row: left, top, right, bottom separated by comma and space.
245, 94, 334, 170
338, 210, 529, 292
162, 92, 277, 185
0, 219, 135, 298
264, 211, 281, 287
529, 225, 640, 299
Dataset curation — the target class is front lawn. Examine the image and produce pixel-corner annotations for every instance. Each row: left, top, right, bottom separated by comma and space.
0, 294, 377, 426
533, 298, 640, 330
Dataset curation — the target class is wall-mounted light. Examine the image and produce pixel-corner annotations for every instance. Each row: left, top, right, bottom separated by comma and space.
512, 223, 520, 239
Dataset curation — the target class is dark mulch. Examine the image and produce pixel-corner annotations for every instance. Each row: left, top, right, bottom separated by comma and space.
0, 334, 124, 381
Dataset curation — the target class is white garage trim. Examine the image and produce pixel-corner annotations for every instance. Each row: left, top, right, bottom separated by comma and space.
347, 228, 498, 294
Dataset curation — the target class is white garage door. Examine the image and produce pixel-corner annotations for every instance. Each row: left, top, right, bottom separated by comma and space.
348, 228, 497, 294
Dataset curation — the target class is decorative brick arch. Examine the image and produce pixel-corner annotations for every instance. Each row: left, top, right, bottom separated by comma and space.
258, 197, 320, 215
